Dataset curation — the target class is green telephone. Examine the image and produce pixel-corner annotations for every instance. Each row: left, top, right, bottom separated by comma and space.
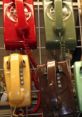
43, 0, 76, 50
74, 61, 82, 112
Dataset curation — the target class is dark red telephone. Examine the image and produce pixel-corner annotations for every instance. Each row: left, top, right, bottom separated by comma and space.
3, 0, 36, 50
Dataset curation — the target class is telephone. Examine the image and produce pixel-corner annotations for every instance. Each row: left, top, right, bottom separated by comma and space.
3, 0, 36, 50
43, 0, 76, 50
4, 53, 31, 107
74, 61, 82, 112
38, 61, 76, 116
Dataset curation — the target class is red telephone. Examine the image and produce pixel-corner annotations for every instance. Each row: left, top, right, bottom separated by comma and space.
3, 0, 36, 50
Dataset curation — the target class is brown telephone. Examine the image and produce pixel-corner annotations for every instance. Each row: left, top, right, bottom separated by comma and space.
38, 61, 76, 116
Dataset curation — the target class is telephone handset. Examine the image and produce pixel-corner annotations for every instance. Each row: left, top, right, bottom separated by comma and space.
47, 61, 60, 111
3, 0, 36, 50
38, 66, 55, 117
4, 53, 31, 107
74, 61, 82, 112
38, 61, 76, 116
43, 0, 76, 50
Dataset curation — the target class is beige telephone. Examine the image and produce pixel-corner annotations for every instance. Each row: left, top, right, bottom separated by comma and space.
4, 53, 31, 107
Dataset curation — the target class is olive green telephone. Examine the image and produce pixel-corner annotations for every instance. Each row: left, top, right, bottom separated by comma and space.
43, 0, 76, 50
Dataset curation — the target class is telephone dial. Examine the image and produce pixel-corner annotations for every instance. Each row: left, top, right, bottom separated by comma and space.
3, 0, 36, 50
4, 53, 31, 107
74, 61, 82, 112
38, 61, 76, 116
43, 0, 76, 50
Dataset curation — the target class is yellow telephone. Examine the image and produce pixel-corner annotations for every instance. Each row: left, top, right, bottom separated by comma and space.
4, 53, 31, 107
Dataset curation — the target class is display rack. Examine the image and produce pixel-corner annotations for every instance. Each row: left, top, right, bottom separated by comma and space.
0, 0, 82, 116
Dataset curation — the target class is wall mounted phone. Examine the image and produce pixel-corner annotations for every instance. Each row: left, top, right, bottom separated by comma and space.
47, 61, 76, 115
39, 61, 76, 116
43, 0, 76, 50
4, 53, 31, 107
74, 61, 82, 112
3, 0, 36, 50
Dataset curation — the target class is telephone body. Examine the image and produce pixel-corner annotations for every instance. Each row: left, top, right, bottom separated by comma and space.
4, 53, 31, 107
47, 61, 76, 115
3, 0, 36, 50
43, 0, 76, 50
39, 61, 76, 116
